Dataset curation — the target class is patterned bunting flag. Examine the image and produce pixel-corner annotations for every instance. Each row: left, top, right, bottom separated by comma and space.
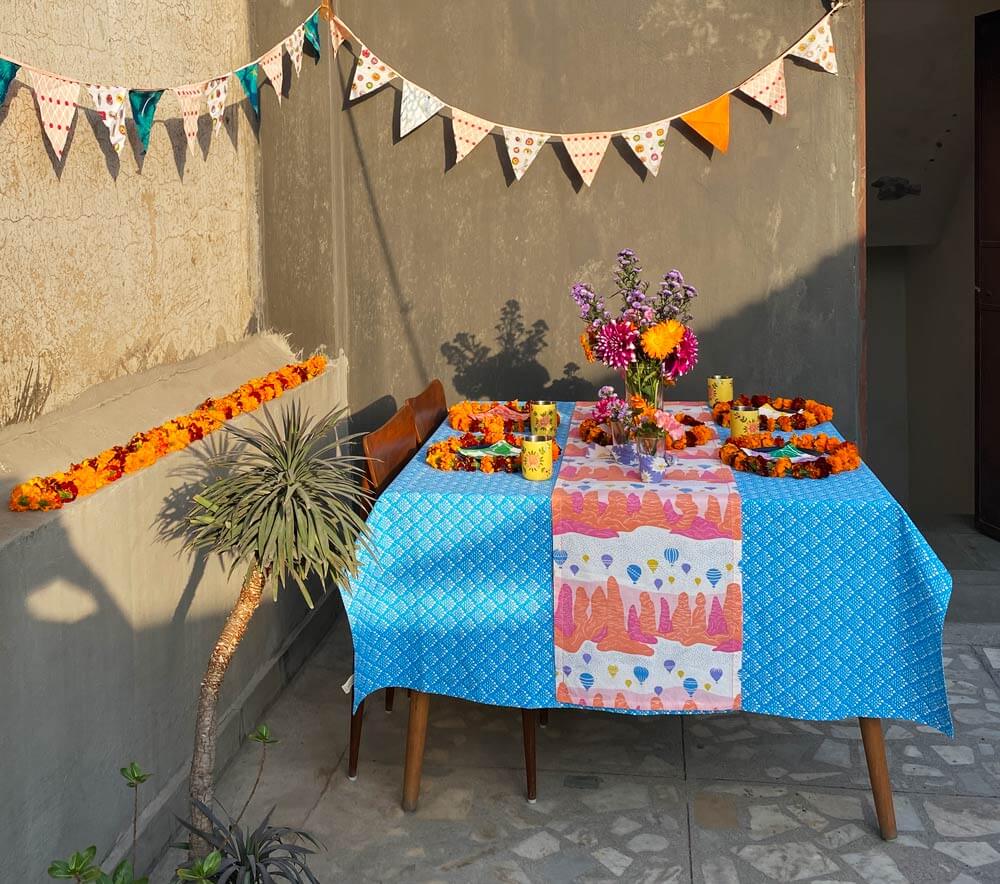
620, 120, 669, 177
235, 64, 260, 118
260, 45, 284, 103
285, 25, 305, 76
681, 94, 730, 153
788, 18, 837, 74
304, 11, 322, 57
129, 89, 163, 152
349, 45, 397, 100
399, 81, 444, 138
86, 85, 128, 155
204, 76, 228, 133
330, 19, 346, 56
503, 127, 549, 180
0, 59, 19, 109
451, 109, 493, 163
563, 132, 611, 187
174, 83, 204, 151
28, 70, 80, 159
738, 59, 787, 115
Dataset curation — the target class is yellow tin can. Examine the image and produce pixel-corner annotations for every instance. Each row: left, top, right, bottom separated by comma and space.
707, 375, 733, 406
729, 405, 759, 440
530, 401, 558, 437
521, 434, 554, 481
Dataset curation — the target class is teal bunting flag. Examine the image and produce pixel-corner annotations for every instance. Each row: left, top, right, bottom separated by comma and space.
235, 64, 261, 118
128, 89, 163, 152
0, 59, 20, 108
304, 11, 322, 57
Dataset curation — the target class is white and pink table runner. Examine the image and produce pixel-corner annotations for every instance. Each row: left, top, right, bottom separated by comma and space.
553, 403, 743, 712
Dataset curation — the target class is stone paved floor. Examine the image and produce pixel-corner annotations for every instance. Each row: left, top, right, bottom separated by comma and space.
151, 517, 1000, 883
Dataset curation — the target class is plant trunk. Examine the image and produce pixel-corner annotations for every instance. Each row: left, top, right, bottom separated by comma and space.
188, 564, 266, 859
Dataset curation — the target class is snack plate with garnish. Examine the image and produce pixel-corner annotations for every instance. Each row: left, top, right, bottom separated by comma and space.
457, 440, 522, 458
741, 442, 821, 464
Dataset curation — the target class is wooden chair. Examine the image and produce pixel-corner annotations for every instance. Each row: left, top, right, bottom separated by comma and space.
405, 379, 448, 445
349, 403, 419, 780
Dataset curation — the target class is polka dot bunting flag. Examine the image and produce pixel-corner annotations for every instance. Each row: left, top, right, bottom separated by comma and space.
28, 70, 80, 160
502, 127, 549, 181
260, 45, 284, 104
285, 25, 305, 77
174, 83, 204, 152
788, 19, 837, 75
563, 132, 612, 187
204, 76, 229, 134
451, 109, 493, 163
399, 81, 444, 138
738, 59, 787, 116
349, 45, 397, 101
330, 19, 346, 56
86, 84, 128, 155
620, 119, 669, 176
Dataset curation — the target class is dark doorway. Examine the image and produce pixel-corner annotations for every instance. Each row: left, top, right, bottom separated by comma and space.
975, 11, 1000, 539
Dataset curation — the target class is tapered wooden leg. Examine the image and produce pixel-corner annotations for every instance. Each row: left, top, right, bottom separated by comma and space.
385, 687, 395, 712
539, 709, 549, 728
859, 717, 897, 840
402, 691, 431, 812
521, 709, 538, 803
348, 691, 364, 781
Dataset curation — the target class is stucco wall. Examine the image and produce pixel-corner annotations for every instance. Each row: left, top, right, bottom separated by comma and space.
0, 1, 259, 425
255, 0, 863, 439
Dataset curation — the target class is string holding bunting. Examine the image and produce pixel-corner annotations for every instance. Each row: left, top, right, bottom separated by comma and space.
28, 70, 80, 160
86, 85, 128, 155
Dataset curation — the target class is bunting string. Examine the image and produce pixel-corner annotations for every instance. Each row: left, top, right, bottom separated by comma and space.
0, 1, 845, 183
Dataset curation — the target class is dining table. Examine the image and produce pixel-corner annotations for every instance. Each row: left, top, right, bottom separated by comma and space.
342, 400, 952, 841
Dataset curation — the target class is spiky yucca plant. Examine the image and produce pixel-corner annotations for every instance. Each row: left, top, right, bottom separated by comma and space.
182, 402, 370, 856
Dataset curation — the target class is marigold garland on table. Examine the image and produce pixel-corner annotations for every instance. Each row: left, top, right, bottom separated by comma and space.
427, 431, 561, 474
713, 394, 834, 432
8, 355, 328, 512
720, 431, 861, 480
448, 400, 529, 434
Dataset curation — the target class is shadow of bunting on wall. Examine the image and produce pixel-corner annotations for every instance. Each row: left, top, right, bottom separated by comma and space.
440, 299, 598, 402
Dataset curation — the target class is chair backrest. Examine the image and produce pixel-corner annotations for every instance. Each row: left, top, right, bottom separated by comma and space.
405, 379, 448, 445
362, 403, 419, 497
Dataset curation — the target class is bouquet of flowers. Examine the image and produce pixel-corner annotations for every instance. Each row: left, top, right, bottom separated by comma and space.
573, 249, 699, 406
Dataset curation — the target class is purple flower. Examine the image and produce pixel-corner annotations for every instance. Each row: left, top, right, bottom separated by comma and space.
598, 385, 617, 400
594, 320, 638, 371
663, 327, 699, 379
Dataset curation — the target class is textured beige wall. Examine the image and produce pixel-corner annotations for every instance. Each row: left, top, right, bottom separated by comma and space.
0, 0, 259, 425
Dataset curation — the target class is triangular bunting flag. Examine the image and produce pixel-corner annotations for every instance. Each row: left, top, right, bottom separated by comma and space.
620, 120, 669, 177
28, 70, 80, 160
503, 127, 549, 180
451, 109, 493, 163
174, 83, 204, 152
681, 94, 730, 153
285, 25, 305, 77
0, 59, 19, 109
563, 132, 611, 187
330, 19, 346, 56
260, 46, 284, 104
399, 81, 444, 137
204, 76, 228, 133
738, 59, 787, 116
235, 64, 261, 118
349, 46, 397, 101
86, 85, 128, 155
789, 18, 837, 74
129, 89, 163, 152
304, 11, 322, 58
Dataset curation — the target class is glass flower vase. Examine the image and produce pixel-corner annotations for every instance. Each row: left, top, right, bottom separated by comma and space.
624, 365, 660, 410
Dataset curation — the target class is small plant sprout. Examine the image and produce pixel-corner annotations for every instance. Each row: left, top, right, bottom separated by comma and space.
48, 847, 148, 884
120, 762, 151, 866
175, 850, 221, 883
235, 725, 279, 825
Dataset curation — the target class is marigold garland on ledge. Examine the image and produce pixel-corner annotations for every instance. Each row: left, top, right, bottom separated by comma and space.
713, 395, 834, 432
720, 431, 860, 480
8, 355, 328, 512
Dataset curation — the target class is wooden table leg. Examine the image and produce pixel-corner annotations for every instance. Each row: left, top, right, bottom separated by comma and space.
859, 717, 897, 840
402, 690, 431, 812
348, 690, 364, 781
521, 709, 538, 803
539, 709, 549, 728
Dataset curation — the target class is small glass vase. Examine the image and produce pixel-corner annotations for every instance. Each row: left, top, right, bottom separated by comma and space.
625, 369, 660, 410
637, 433, 661, 456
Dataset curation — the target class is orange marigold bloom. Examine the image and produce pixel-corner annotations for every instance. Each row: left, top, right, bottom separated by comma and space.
579, 332, 595, 363
640, 320, 685, 361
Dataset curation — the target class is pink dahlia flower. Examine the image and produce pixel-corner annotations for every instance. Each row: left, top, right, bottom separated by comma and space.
663, 327, 698, 380
594, 320, 638, 371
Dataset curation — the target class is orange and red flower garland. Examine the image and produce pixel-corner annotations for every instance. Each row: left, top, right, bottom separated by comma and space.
430, 408, 560, 473
720, 431, 860, 480
8, 355, 328, 512
713, 395, 834, 432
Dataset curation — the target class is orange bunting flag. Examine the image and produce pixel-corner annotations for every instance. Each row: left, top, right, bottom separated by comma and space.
681, 94, 730, 153
503, 127, 549, 180
620, 120, 669, 176
788, 19, 837, 75
28, 70, 80, 160
451, 109, 493, 163
563, 132, 611, 187
349, 45, 397, 100
260, 45, 284, 103
738, 59, 787, 116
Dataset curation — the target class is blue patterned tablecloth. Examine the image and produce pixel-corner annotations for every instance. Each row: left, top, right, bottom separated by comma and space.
344, 403, 953, 734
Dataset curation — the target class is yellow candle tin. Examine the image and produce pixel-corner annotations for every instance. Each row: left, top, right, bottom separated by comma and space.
530, 401, 558, 437
707, 375, 734, 406
521, 434, 554, 481
729, 404, 759, 440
